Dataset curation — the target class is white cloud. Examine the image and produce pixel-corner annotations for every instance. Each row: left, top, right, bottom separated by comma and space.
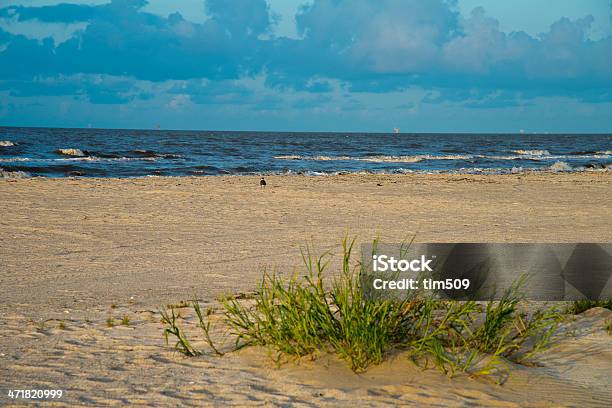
167, 94, 192, 110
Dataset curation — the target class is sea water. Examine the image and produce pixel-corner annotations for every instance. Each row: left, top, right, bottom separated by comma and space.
0, 127, 610, 178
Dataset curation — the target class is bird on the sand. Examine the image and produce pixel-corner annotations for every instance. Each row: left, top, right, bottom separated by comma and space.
260, 177, 267, 188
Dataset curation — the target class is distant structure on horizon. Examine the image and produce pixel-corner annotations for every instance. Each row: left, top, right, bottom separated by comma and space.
393, 127, 400, 134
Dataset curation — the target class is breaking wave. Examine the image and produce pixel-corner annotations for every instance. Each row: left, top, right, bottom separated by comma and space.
0, 157, 31, 162
512, 149, 550, 156
0, 140, 15, 147
259, 165, 609, 177
54, 148, 182, 160
56, 148, 85, 156
274, 154, 473, 163
276, 151, 610, 164
0, 156, 158, 163
0, 168, 30, 179
549, 161, 572, 172
54, 156, 157, 162
36, 147, 185, 164
361, 154, 473, 163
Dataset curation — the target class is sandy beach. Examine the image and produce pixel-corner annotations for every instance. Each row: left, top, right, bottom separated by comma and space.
1, 172, 611, 406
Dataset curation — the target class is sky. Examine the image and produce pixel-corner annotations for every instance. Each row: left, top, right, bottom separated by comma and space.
0, 0, 611, 132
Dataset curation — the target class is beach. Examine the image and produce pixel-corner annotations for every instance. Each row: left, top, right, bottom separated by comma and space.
1, 172, 611, 406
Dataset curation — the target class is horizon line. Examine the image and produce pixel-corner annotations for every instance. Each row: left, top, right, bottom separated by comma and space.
1, 125, 610, 135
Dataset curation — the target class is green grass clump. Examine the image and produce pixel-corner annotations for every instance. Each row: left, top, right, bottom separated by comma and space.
161, 238, 562, 380
160, 307, 200, 356
605, 320, 612, 335
106, 317, 114, 328
193, 301, 225, 356
121, 316, 130, 326
565, 300, 612, 315
221, 239, 418, 371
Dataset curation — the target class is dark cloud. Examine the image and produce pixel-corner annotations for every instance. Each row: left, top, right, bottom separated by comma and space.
0, 0, 611, 105
423, 88, 534, 109
167, 79, 256, 105
0, 3, 97, 23
0, 0, 268, 81
0, 75, 142, 104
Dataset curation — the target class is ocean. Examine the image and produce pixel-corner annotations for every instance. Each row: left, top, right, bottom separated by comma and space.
0, 127, 610, 178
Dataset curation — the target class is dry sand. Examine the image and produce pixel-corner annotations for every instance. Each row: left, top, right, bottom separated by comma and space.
0, 173, 611, 406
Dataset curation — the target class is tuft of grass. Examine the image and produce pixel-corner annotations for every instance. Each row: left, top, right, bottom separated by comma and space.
106, 317, 114, 328
193, 301, 224, 356
58, 321, 66, 330
161, 237, 562, 381
121, 316, 130, 326
160, 306, 200, 356
605, 320, 612, 335
111, 303, 117, 309
565, 300, 612, 315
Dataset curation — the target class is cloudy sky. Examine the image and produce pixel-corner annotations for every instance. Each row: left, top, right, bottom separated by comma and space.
1, 0, 611, 132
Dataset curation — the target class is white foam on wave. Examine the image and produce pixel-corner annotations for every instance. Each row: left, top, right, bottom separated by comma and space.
56, 148, 85, 156
573, 154, 610, 159
274, 154, 473, 163
278, 152, 608, 163
0, 157, 30, 162
495, 153, 610, 161
393, 168, 415, 174
274, 155, 355, 161
0, 156, 157, 163
512, 149, 550, 156
55, 156, 157, 162
0, 168, 30, 179
358, 155, 424, 163
488, 154, 548, 161
0, 140, 15, 147
549, 161, 572, 171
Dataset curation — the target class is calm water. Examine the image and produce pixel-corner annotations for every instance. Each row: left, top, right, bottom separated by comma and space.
0, 127, 610, 178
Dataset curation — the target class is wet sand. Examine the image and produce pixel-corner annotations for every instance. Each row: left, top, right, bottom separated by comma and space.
1, 173, 611, 406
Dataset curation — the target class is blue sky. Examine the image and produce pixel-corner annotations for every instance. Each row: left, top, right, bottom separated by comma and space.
1, 0, 611, 132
